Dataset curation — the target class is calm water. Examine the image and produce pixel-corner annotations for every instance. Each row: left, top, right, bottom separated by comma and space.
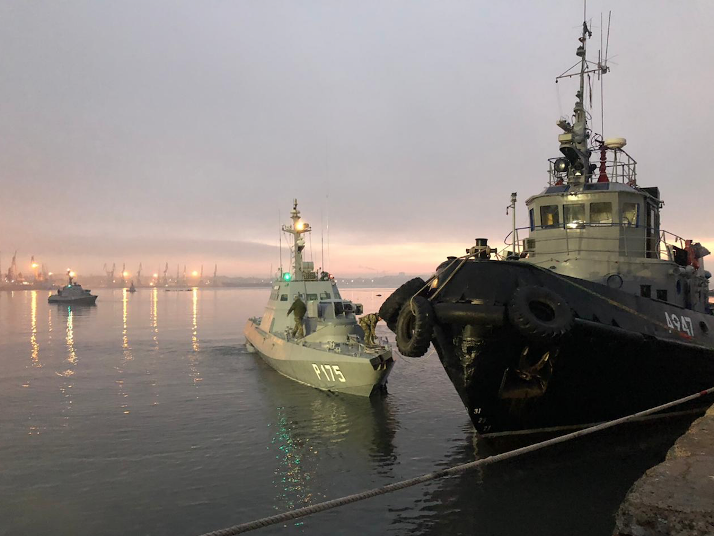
0, 288, 694, 536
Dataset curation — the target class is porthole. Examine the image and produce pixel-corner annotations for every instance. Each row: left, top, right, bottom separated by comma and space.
606, 274, 623, 289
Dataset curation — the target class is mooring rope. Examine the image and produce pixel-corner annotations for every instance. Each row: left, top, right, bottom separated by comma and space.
197, 387, 714, 536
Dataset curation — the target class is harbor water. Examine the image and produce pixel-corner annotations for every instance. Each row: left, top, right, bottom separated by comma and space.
0, 288, 695, 536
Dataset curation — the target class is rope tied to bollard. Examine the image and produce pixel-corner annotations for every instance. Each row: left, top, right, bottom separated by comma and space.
198, 387, 714, 536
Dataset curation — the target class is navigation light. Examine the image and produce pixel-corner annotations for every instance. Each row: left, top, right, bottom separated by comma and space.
282, 272, 292, 282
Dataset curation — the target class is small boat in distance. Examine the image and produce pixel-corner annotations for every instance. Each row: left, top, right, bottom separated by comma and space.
128, 281, 136, 293
48, 270, 98, 305
244, 199, 394, 396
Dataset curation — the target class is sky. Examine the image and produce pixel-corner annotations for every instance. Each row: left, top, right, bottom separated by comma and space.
1, 0, 713, 278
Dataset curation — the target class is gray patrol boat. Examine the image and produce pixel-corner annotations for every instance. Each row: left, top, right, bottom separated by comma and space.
48, 270, 98, 305
244, 200, 394, 396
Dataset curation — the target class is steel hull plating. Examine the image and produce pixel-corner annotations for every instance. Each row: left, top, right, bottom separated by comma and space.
48, 295, 98, 305
244, 320, 393, 397
424, 260, 714, 434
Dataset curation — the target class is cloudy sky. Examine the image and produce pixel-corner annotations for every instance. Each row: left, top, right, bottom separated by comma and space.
1, 0, 713, 278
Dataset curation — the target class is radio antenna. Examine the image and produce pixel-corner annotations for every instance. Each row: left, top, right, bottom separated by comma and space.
278, 210, 282, 278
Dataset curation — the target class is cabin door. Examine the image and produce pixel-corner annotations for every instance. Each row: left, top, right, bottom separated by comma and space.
645, 201, 660, 258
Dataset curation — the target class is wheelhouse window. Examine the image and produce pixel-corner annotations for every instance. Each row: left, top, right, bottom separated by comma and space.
306, 293, 317, 301
540, 205, 560, 228
529, 208, 535, 231
280, 294, 288, 301
622, 203, 639, 226
563, 204, 585, 227
590, 202, 613, 225
319, 291, 331, 299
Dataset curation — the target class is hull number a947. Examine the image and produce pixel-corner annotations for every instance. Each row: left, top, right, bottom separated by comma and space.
664, 312, 694, 337
312, 364, 346, 382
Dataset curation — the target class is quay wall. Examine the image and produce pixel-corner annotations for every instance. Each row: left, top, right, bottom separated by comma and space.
613, 404, 714, 536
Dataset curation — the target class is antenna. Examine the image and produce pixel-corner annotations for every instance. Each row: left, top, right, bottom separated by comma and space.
278, 210, 282, 278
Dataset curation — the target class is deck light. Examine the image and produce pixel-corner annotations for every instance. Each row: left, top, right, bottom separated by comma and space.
554, 158, 570, 173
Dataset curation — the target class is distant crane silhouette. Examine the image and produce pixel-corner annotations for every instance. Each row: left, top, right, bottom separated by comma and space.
162, 262, 169, 286
136, 263, 142, 286
213, 264, 218, 287
103, 263, 116, 286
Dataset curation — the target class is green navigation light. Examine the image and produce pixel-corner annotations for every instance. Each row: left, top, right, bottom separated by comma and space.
282, 272, 292, 282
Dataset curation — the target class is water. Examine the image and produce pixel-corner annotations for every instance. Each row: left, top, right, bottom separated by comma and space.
0, 288, 694, 536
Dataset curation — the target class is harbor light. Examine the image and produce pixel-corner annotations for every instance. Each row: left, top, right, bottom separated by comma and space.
153, 273, 158, 278
123, 271, 129, 277
31, 263, 39, 269
192, 270, 199, 277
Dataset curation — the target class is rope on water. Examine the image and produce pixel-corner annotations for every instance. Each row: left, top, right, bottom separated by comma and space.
197, 386, 714, 536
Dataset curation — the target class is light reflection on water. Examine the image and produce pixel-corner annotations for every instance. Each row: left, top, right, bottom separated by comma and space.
0, 288, 697, 536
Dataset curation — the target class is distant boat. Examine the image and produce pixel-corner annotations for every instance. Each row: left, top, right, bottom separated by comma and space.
128, 281, 136, 293
48, 271, 97, 305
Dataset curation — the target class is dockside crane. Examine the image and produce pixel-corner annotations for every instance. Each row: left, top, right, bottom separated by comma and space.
212, 264, 218, 287
163, 263, 169, 286
136, 263, 142, 286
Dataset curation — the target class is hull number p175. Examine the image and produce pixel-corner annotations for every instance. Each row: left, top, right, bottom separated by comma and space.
312, 364, 346, 382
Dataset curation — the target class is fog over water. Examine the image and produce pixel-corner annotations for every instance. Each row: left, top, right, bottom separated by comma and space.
1, 1, 713, 277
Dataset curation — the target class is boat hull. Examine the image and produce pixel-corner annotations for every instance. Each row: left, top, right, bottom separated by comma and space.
48, 295, 98, 305
393, 260, 714, 434
244, 320, 393, 397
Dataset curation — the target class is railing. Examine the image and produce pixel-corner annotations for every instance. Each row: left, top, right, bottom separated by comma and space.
499, 224, 687, 261
548, 147, 638, 186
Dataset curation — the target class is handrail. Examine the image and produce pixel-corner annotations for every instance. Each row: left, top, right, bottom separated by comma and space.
499, 224, 689, 261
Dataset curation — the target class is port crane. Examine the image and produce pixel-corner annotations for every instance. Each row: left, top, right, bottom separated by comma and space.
136, 263, 142, 286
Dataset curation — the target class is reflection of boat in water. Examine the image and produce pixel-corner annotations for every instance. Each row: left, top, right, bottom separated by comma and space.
245, 200, 393, 396
381, 17, 714, 435
48, 270, 97, 305
249, 351, 398, 510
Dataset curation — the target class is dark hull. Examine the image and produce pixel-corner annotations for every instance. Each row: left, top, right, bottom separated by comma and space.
48, 295, 98, 305
415, 260, 714, 434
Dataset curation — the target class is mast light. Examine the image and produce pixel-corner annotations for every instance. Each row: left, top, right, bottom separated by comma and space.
282, 272, 292, 282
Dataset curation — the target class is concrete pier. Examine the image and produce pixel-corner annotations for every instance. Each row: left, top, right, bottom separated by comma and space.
613, 405, 714, 536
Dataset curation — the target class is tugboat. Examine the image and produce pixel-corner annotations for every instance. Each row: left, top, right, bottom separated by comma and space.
380, 19, 714, 434
48, 270, 98, 305
128, 281, 136, 293
245, 200, 394, 396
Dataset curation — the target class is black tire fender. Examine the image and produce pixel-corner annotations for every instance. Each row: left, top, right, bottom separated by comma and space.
379, 277, 427, 332
395, 296, 435, 357
508, 286, 573, 341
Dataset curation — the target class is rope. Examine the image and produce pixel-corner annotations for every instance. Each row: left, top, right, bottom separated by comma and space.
196, 387, 714, 536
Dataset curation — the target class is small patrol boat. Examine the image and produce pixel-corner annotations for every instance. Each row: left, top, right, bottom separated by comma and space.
244, 200, 394, 396
381, 18, 714, 434
48, 270, 98, 305
128, 281, 136, 293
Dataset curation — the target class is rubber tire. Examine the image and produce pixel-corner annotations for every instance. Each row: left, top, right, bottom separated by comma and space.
508, 285, 573, 342
379, 277, 426, 332
395, 296, 435, 357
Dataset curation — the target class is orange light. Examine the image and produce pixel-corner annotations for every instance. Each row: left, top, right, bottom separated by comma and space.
31, 263, 39, 269
153, 273, 159, 278
123, 271, 129, 277
191, 270, 199, 277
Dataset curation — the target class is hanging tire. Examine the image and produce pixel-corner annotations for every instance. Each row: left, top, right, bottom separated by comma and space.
379, 277, 427, 332
395, 296, 435, 357
508, 286, 573, 342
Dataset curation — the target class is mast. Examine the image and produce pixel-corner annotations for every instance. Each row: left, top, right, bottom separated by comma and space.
281, 199, 311, 281
556, 20, 594, 185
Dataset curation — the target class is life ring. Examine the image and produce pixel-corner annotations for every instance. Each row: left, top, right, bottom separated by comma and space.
379, 277, 427, 332
508, 286, 573, 341
395, 296, 434, 357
